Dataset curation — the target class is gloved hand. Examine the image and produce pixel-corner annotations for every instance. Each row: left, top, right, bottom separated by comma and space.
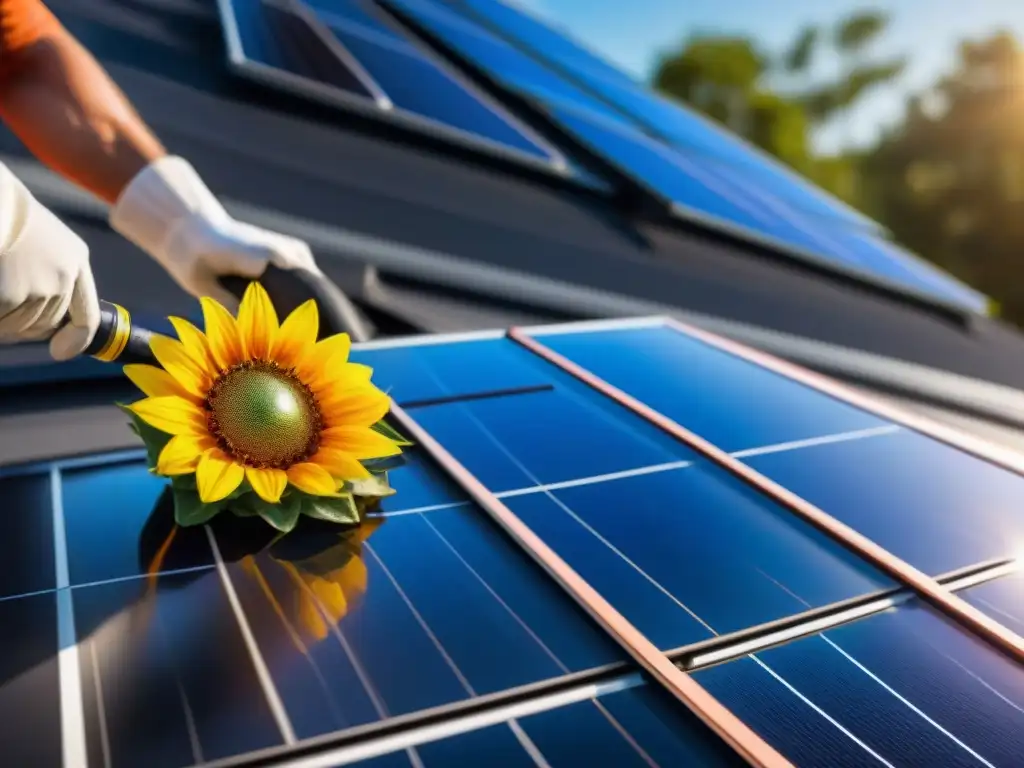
109, 155, 320, 310
0, 162, 100, 360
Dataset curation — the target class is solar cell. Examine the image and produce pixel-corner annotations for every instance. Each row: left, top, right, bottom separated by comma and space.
216, 0, 570, 173
528, 321, 1024, 577
355, 332, 895, 650
696, 600, 1024, 766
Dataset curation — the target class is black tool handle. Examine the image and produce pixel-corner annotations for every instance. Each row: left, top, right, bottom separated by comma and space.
66, 263, 369, 366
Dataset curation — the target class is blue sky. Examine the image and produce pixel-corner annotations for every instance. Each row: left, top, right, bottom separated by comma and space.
515, 0, 1024, 153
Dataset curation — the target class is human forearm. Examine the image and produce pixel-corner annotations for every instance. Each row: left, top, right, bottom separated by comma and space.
0, 29, 166, 204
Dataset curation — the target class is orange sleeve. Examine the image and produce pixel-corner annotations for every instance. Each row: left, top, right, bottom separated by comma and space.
0, 0, 60, 63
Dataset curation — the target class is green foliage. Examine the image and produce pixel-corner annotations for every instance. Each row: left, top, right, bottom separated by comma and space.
835, 10, 888, 53
122, 410, 412, 532
783, 26, 818, 73
862, 31, 1024, 323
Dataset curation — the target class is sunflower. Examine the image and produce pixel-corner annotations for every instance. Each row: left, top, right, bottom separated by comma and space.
123, 283, 405, 513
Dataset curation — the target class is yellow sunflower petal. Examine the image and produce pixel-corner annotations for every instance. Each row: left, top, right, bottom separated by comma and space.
196, 448, 245, 503
237, 282, 279, 361
246, 466, 288, 504
286, 462, 341, 496
321, 426, 401, 460
272, 299, 319, 367
123, 364, 194, 401
130, 396, 207, 437
149, 335, 210, 398
296, 333, 351, 390
169, 317, 217, 373
156, 434, 214, 475
311, 447, 371, 480
319, 387, 390, 428
201, 297, 244, 370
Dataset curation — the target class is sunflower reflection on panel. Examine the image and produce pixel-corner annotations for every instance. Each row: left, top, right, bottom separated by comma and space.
76, 490, 386, 755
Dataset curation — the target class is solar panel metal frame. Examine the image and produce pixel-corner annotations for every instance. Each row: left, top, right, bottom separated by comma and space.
214, 0, 573, 178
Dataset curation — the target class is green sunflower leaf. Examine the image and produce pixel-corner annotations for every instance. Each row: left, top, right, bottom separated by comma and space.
346, 474, 396, 499
117, 404, 173, 467
371, 419, 413, 447
172, 485, 225, 527
362, 454, 407, 473
300, 492, 362, 526
255, 493, 303, 534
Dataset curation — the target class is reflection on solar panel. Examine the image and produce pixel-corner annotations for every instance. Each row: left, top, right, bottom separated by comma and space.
215, 0, 568, 172
375, 0, 988, 314
9, 317, 1024, 766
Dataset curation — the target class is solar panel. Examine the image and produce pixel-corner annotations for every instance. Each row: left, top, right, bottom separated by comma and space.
696, 599, 1024, 766
9, 317, 1024, 766
394, 0, 987, 313
532, 101, 988, 313
528, 320, 1024, 576
215, 0, 569, 173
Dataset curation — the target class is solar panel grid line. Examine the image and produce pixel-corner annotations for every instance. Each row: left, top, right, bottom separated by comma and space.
385, 402, 794, 768
659, 316, 1024, 481
507, 328, 1024, 667
51, 465, 89, 768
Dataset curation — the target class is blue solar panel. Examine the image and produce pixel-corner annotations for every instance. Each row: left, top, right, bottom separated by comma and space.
217, 0, 567, 172
390, 0, 984, 311
341, 684, 745, 766
0, 444, 639, 766
696, 600, 1024, 766
12, 320, 1024, 766
535, 101, 987, 311
355, 333, 894, 650
529, 321, 1024, 577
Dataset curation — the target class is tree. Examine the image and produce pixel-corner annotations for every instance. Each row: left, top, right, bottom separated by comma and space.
864, 32, 1024, 323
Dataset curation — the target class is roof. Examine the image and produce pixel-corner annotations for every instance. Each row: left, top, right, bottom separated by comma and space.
4, 0, 1024, 394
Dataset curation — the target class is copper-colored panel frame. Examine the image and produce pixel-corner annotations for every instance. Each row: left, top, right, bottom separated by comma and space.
507, 328, 1024, 664
388, 402, 793, 768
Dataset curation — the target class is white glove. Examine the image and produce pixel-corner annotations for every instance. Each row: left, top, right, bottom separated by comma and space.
0, 162, 100, 361
109, 155, 319, 310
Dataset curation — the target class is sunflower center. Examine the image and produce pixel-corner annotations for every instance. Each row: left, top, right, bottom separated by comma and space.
206, 361, 322, 469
